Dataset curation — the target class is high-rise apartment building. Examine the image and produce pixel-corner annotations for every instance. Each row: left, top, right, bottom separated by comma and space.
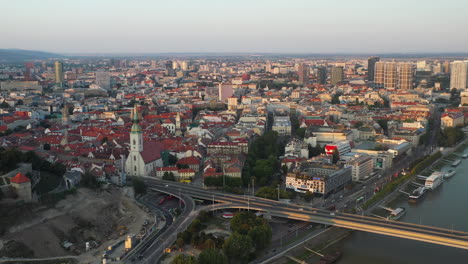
150, 60, 157, 69
317, 66, 327, 84
374, 61, 413, 89
450, 61, 468, 90
96, 71, 111, 90
24, 62, 34, 80
297, 63, 309, 84
398, 62, 414, 89
165, 61, 174, 76
54, 61, 64, 86
367, 56, 380, 81
383, 62, 397, 89
330, 66, 344, 85
374, 62, 385, 86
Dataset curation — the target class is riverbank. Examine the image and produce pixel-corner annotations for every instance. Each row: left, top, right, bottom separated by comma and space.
369, 138, 468, 217
271, 227, 351, 264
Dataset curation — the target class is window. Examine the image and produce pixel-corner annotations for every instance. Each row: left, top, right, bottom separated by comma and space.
134, 156, 136, 161
134, 166, 137, 172
133, 139, 136, 145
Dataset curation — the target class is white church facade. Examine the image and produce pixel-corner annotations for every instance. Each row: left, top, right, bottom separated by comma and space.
125, 105, 163, 177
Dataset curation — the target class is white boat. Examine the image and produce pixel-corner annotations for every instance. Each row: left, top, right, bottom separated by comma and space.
444, 170, 456, 179
425, 172, 444, 190
409, 186, 427, 202
462, 153, 468, 159
387, 207, 406, 221
452, 159, 461, 167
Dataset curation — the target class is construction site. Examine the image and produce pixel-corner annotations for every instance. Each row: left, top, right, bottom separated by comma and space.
0, 186, 153, 263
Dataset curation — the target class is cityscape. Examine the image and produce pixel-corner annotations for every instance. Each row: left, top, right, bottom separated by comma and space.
1, 1, 468, 264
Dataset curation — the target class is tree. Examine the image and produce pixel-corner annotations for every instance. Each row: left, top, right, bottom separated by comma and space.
377, 119, 388, 135
248, 224, 272, 251
81, 173, 100, 189
354, 121, 364, 128
0, 101, 9, 108
15, 99, 24, 106
223, 233, 252, 263
303, 191, 314, 202
198, 249, 227, 264
168, 154, 178, 165
101, 137, 108, 144
163, 172, 176, 181
255, 186, 290, 200
308, 144, 324, 158
43, 143, 51, 151
176, 237, 185, 248
295, 127, 306, 139
132, 178, 147, 196
0, 187, 3, 200
332, 149, 340, 164
172, 254, 197, 264
281, 165, 288, 175
331, 92, 342, 104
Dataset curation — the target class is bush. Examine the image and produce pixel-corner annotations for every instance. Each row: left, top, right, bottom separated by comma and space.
132, 178, 147, 196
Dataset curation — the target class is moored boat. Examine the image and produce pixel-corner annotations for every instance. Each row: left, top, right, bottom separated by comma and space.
452, 159, 461, 167
444, 170, 456, 179
409, 186, 427, 202
387, 207, 406, 221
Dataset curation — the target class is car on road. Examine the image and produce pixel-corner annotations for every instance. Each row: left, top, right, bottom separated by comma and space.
299, 208, 304, 211
330, 212, 335, 216
164, 184, 169, 187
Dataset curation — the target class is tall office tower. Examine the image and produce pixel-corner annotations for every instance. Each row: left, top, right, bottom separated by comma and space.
398, 62, 414, 89
120, 59, 127, 68
181, 61, 189, 71
96, 71, 111, 90
24, 62, 34, 79
218, 83, 234, 103
367, 56, 380, 81
317, 66, 327, 84
297, 63, 309, 85
444, 60, 450, 74
150, 60, 157, 69
450, 61, 468, 89
54, 61, 64, 86
416, 61, 427, 71
266, 61, 272, 73
374, 61, 385, 86
383, 62, 397, 89
165, 61, 174, 76
330, 66, 344, 85
41, 61, 47, 70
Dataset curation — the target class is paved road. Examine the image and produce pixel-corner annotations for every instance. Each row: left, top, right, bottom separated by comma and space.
143, 179, 468, 251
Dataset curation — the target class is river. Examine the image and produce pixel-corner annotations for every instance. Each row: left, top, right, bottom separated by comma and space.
336, 147, 468, 264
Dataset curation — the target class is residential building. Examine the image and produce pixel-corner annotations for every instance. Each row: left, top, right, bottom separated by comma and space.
450, 61, 468, 90
330, 66, 344, 85
344, 154, 373, 181
368, 56, 380, 81
286, 165, 351, 195
272, 115, 292, 136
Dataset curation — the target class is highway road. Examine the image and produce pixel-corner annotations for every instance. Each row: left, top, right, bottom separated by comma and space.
143, 179, 468, 251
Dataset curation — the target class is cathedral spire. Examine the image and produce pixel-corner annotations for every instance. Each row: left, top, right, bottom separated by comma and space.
131, 104, 142, 134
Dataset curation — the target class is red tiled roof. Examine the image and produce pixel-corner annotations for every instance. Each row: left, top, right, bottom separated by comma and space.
10, 173, 30, 184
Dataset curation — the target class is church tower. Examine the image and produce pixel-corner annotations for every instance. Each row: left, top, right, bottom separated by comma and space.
130, 104, 143, 152
175, 112, 181, 130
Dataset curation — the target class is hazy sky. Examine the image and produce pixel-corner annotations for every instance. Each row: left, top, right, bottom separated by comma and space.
1, 0, 468, 54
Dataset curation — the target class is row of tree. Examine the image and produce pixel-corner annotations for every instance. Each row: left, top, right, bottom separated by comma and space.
437, 127, 465, 147
242, 131, 281, 186
0, 148, 66, 177
173, 211, 273, 264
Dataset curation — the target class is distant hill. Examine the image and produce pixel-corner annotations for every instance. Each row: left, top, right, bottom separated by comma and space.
0, 49, 62, 63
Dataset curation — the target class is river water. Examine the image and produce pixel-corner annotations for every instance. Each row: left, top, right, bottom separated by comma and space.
336, 147, 468, 264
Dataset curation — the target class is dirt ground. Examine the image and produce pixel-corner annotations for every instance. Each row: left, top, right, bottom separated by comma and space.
0, 186, 152, 263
